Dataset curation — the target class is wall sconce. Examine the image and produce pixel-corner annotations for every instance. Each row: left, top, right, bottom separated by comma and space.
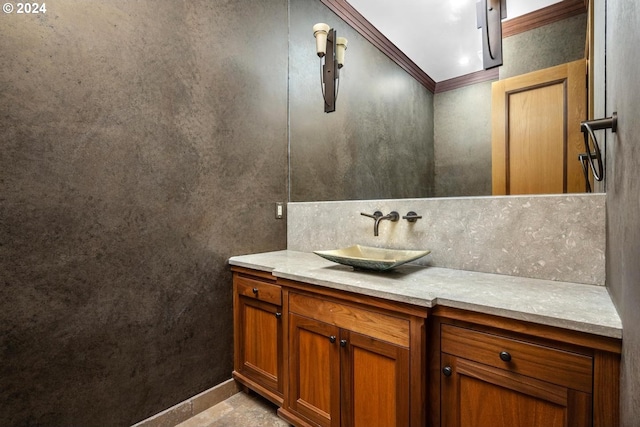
476, 0, 506, 69
313, 23, 347, 113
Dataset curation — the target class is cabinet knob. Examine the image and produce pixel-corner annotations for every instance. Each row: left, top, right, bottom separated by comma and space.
340, 339, 347, 348
499, 351, 512, 362
442, 366, 453, 377
329, 335, 337, 343
275, 312, 282, 319
252, 287, 258, 295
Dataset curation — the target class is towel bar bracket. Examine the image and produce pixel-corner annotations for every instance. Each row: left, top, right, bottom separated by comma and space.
579, 112, 617, 182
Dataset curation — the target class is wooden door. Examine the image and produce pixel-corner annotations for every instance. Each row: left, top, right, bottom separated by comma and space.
288, 313, 341, 427
341, 330, 410, 427
492, 59, 587, 195
441, 353, 592, 427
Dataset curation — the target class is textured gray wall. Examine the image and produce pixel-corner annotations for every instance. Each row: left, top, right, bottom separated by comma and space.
289, 0, 435, 202
0, 1, 288, 426
604, 1, 640, 424
501, 13, 588, 80
434, 82, 493, 197
433, 14, 587, 197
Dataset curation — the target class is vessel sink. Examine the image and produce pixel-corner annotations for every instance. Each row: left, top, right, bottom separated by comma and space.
313, 245, 430, 271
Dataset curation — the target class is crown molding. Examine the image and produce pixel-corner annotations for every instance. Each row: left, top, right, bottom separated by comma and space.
434, 68, 499, 94
319, 0, 436, 92
319, 0, 587, 94
503, 0, 586, 38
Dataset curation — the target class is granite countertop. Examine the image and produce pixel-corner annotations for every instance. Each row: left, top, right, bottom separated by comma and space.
229, 250, 622, 339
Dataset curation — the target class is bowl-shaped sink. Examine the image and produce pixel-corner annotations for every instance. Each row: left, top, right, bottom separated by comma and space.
313, 245, 430, 271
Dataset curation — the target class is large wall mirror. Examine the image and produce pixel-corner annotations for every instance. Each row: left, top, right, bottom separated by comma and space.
288, 0, 605, 202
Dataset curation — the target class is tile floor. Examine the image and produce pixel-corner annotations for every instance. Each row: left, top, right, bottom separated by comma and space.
176, 391, 290, 427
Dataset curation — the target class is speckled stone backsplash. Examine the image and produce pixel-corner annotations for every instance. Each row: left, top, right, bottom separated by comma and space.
287, 194, 606, 285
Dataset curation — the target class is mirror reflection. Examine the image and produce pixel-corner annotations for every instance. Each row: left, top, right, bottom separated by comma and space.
288, 0, 601, 202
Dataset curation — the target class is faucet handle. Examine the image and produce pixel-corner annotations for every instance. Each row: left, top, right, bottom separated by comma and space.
387, 211, 400, 222
361, 211, 383, 219
402, 211, 422, 222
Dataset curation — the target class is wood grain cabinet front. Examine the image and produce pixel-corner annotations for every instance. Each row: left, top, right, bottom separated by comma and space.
437, 320, 615, 427
428, 307, 621, 427
281, 291, 416, 427
232, 269, 284, 406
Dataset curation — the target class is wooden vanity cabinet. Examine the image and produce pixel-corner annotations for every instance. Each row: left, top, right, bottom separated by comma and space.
429, 308, 621, 427
231, 267, 620, 427
232, 267, 284, 405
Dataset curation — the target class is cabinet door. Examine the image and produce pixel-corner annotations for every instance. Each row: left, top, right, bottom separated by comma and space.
342, 330, 410, 427
441, 353, 592, 427
236, 295, 282, 394
289, 313, 341, 427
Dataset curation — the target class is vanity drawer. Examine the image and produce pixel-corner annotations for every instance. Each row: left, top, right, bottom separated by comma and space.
441, 323, 592, 392
289, 292, 409, 347
235, 275, 282, 306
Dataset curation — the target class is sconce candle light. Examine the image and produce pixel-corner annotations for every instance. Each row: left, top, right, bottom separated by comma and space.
313, 23, 347, 113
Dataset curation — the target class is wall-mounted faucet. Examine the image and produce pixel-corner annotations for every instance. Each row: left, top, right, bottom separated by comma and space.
361, 211, 399, 236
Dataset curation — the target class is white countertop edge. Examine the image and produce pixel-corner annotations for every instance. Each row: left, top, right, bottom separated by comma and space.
228, 259, 276, 273
271, 270, 438, 307
434, 298, 622, 339
229, 251, 622, 340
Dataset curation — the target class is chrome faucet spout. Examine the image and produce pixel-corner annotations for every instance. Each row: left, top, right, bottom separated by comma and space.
361, 210, 400, 236
373, 211, 399, 236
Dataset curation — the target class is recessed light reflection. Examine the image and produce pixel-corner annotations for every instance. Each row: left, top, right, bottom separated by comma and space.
448, 0, 471, 21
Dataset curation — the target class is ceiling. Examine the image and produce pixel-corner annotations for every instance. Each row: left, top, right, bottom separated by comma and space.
347, 0, 562, 82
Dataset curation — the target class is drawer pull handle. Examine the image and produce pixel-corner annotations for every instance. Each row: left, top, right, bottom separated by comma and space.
340, 339, 348, 348
329, 335, 337, 343
442, 366, 453, 377
252, 288, 258, 295
275, 312, 282, 319
499, 351, 512, 362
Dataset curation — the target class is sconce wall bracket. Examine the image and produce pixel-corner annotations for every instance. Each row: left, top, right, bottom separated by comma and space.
476, 0, 507, 70
323, 28, 337, 113
313, 23, 346, 113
